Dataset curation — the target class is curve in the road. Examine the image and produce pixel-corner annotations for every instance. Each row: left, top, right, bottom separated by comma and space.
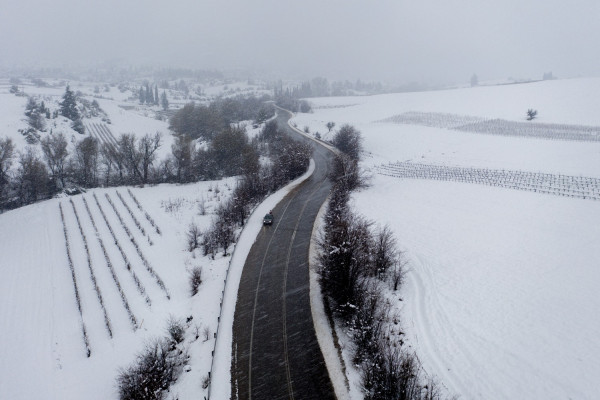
231, 110, 336, 400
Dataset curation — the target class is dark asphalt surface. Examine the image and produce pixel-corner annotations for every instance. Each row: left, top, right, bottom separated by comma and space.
231, 110, 336, 400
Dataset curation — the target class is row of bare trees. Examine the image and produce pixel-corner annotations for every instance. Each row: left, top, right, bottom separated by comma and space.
0, 131, 162, 210
318, 126, 446, 399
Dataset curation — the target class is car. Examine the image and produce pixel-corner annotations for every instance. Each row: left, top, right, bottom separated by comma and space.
263, 213, 274, 225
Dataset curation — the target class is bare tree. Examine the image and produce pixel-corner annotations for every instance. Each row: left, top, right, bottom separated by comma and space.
330, 153, 365, 193
326, 121, 335, 133
527, 109, 538, 120
139, 132, 162, 183
117, 133, 142, 183
73, 137, 99, 187
372, 225, 398, 277
99, 142, 116, 186
171, 133, 194, 183
40, 132, 69, 189
17, 147, 49, 204
187, 222, 202, 252
0, 137, 15, 199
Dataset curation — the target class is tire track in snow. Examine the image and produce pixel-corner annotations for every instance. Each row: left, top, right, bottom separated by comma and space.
407, 254, 475, 397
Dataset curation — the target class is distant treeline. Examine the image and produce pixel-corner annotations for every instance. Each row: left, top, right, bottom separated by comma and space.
273, 77, 385, 98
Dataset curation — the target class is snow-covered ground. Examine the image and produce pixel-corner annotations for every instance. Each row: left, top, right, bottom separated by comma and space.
0, 179, 242, 399
293, 77, 600, 399
0, 163, 316, 400
3, 75, 599, 399
0, 75, 286, 400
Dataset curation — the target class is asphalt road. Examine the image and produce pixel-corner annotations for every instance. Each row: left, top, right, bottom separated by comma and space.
231, 110, 336, 400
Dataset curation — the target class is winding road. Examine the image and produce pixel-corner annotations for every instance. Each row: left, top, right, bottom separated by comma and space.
231, 110, 336, 399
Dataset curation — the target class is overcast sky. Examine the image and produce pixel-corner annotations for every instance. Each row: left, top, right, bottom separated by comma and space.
1, 0, 599, 84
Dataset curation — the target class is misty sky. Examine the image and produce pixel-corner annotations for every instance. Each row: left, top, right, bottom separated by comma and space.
1, 0, 599, 84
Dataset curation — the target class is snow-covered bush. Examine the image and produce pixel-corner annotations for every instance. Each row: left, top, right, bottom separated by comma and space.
187, 222, 202, 252
166, 316, 186, 344
332, 124, 363, 161
189, 266, 202, 296
117, 338, 186, 400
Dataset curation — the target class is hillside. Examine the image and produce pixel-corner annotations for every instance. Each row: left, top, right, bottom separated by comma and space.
0, 180, 244, 399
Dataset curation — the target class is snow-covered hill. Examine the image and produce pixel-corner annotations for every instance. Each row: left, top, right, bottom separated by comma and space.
293, 77, 600, 399
0, 77, 271, 170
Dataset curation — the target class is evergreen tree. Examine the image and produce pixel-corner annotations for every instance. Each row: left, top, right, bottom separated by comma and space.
154, 85, 159, 106
161, 91, 169, 111
470, 73, 479, 87
28, 108, 46, 131
139, 87, 145, 104
145, 83, 153, 104
71, 118, 85, 134
25, 97, 38, 118
60, 85, 80, 121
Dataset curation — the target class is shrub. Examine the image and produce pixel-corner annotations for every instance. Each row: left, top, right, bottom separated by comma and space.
202, 374, 210, 389
117, 338, 185, 400
332, 124, 362, 161
166, 316, 185, 344
187, 222, 202, 252
189, 267, 202, 296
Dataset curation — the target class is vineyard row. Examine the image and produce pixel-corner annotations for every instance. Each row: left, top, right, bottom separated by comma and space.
58, 203, 91, 357
379, 112, 600, 142
377, 162, 600, 201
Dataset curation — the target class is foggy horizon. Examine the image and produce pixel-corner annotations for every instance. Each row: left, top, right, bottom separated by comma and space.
1, 0, 599, 85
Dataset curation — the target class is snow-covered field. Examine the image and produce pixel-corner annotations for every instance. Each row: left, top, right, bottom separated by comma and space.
293, 77, 600, 399
0, 179, 242, 399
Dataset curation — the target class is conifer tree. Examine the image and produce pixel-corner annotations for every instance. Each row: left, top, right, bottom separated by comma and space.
71, 118, 85, 135
154, 85, 159, 105
161, 91, 169, 111
145, 83, 153, 104
60, 85, 80, 121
